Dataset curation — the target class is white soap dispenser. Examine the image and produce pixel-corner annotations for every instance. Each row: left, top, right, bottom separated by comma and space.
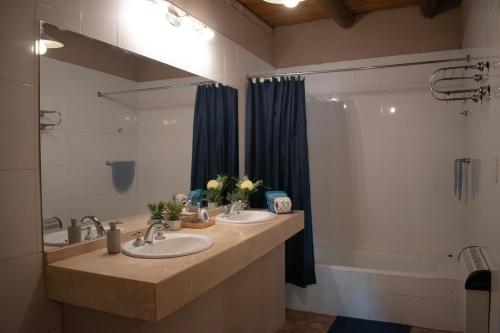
67, 218, 82, 244
107, 221, 123, 254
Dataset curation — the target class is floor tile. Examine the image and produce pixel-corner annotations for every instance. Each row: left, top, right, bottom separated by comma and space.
279, 309, 460, 333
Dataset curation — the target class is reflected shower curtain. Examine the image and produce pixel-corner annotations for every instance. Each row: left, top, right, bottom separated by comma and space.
246, 77, 316, 287
190, 84, 239, 190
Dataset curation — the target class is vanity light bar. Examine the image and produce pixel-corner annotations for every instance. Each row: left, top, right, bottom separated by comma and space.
149, 0, 215, 40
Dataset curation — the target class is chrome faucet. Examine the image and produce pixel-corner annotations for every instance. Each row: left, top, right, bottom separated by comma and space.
80, 215, 106, 236
144, 220, 169, 244
228, 200, 247, 216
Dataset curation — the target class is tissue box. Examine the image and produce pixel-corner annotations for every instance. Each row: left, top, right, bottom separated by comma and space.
265, 191, 287, 212
273, 197, 292, 214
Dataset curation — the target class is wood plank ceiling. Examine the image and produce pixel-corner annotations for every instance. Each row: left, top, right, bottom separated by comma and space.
237, 0, 462, 28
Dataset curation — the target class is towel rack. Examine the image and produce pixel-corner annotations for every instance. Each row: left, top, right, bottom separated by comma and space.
106, 160, 135, 166
430, 62, 491, 103
40, 110, 62, 130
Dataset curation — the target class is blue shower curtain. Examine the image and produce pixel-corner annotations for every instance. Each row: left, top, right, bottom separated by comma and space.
246, 77, 316, 287
190, 84, 239, 190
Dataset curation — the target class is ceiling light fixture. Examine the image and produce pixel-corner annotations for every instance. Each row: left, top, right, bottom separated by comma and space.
262, 0, 306, 8
34, 24, 64, 55
40, 25, 64, 49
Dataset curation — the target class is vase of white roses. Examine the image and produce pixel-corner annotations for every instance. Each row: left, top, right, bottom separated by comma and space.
205, 175, 229, 210
227, 176, 264, 208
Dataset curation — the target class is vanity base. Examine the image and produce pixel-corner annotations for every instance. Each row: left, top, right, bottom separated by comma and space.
62, 244, 285, 333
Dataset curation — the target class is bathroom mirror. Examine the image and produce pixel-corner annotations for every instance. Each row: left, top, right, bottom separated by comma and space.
40, 24, 235, 251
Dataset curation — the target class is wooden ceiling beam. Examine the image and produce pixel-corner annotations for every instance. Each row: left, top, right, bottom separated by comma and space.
317, 0, 355, 28
419, 0, 462, 18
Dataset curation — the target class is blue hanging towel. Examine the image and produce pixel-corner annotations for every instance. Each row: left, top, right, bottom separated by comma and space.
108, 161, 135, 193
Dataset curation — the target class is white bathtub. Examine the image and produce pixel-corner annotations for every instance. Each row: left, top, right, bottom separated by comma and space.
286, 247, 463, 331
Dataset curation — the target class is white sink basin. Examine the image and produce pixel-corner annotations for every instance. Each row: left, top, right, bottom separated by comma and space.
122, 233, 213, 259
215, 210, 276, 224
43, 225, 125, 247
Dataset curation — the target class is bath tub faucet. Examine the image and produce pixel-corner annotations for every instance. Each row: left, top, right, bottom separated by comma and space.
144, 220, 169, 244
81, 215, 106, 236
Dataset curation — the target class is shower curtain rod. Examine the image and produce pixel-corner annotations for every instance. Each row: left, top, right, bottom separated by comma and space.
247, 55, 475, 79
97, 80, 215, 97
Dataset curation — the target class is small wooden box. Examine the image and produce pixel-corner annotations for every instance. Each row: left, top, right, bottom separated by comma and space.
180, 212, 214, 229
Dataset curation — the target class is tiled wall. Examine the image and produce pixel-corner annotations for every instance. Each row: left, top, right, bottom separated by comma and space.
461, 0, 500, 331
0, 0, 274, 332
287, 266, 462, 331
136, 77, 199, 210
281, 50, 465, 256
40, 57, 202, 222
40, 57, 139, 226
0, 1, 62, 332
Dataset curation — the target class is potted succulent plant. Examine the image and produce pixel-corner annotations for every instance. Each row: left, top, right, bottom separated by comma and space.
147, 201, 166, 225
205, 175, 229, 210
227, 176, 264, 208
165, 201, 184, 231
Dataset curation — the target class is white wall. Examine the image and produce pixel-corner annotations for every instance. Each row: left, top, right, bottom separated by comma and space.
278, 50, 465, 257
40, 57, 139, 226
36, 0, 275, 178
40, 58, 202, 226
461, 0, 500, 331
136, 77, 198, 210
0, 1, 274, 332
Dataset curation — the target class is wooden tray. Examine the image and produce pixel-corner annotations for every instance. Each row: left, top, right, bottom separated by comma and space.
181, 219, 215, 229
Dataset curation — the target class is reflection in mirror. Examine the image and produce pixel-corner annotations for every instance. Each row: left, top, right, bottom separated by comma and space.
40, 23, 238, 251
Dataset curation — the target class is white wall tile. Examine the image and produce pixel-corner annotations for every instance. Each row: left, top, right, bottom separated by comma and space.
37, 0, 82, 33
308, 285, 341, 316
0, 0, 36, 84
401, 276, 435, 298
343, 270, 370, 291
285, 284, 310, 312
0, 170, 39, 262
315, 265, 344, 288
435, 278, 460, 300
369, 274, 402, 295
368, 292, 401, 323
434, 298, 462, 331
81, 0, 118, 46
0, 80, 36, 171
401, 295, 434, 329
339, 289, 371, 320
0, 254, 62, 333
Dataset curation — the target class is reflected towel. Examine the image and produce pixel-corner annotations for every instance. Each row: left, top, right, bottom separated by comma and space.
109, 161, 135, 193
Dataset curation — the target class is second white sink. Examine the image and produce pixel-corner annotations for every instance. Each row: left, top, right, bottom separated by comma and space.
122, 233, 213, 259
216, 210, 276, 224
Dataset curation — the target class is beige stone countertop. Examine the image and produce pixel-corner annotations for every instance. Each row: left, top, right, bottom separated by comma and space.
46, 210, 304, 321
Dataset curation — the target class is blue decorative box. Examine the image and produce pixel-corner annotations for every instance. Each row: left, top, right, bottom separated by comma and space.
188, 189, 205, 206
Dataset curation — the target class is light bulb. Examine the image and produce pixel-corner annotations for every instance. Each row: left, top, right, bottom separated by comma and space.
283, 0, 300, 8
202, 27, 215, 40
34, 40, 47, 55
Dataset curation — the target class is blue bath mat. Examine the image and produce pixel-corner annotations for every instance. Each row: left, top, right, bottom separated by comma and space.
328, 316, 411, 333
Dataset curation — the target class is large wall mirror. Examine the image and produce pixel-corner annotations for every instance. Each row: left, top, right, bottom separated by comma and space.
40, 23, 239, 251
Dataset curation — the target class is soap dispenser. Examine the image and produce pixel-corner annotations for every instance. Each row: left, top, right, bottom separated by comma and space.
107, 221, 123, 254
68, 218, 82, 244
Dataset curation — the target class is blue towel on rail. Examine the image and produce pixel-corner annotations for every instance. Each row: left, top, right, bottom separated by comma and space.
110, 161, 135, 193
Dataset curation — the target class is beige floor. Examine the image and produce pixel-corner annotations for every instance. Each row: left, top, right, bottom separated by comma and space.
277, 309, 457, 333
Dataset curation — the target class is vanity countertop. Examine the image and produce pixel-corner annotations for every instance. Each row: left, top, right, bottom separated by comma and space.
46, 210, 304, 321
